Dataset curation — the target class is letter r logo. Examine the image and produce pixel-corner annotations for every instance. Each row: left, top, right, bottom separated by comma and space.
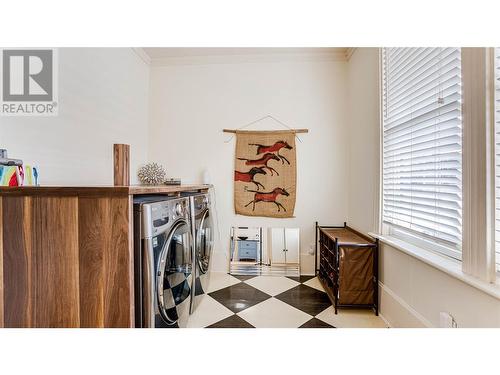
2, 50, 53, 102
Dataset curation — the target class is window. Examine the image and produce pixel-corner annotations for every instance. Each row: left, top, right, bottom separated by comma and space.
382, 48, 463, 258
494, 48, 500, 272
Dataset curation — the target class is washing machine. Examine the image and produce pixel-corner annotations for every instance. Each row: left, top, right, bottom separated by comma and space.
133, 196, 193, 328
188, 192, 214, 313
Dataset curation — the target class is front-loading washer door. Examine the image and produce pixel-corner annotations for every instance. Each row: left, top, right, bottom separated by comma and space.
191, 208, 214, 313
156, 219, 192, 327
197, 209, 214, 275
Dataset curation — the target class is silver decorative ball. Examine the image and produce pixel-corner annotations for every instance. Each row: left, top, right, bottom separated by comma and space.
138, 162, 166, 185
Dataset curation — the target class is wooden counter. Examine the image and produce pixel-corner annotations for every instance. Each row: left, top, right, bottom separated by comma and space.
0, 184, 211, 196
0, 184, 210, 328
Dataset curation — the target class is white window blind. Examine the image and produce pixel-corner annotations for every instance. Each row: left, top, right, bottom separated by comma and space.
382, 48, 463, 253
494, 48, 500, 272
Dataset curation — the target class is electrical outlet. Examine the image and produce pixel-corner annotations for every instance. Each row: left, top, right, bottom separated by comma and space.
307, 244, 315, 255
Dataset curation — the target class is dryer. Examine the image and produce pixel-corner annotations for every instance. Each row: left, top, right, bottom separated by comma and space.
134, 196, 193, 328
188, 192, 214, 313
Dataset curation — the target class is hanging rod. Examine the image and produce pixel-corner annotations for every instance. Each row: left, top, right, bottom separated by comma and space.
222, 128, 309, 134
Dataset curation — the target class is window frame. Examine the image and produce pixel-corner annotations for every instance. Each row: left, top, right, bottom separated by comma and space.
379, 47, 499, 283
380, 47, 463, 260
490, 47, 500, 274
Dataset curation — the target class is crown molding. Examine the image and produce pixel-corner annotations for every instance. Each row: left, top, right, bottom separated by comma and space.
146, 50, 349, 67
132, 47, 151, 65
345, 47, 357, 61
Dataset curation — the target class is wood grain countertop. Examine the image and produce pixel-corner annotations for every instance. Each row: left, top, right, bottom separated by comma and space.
0, 184, 212, 197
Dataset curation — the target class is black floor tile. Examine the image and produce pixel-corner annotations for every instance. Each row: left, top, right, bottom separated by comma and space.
206, 314, 255, 328
286, 275, 315, 283
231, 274, 257, 281
208, 283, 271, 313
299, 318, 335, 328
275, 284, 332, 316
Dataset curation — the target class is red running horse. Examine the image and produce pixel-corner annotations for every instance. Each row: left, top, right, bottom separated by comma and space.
237, 152, 281, 176
249, 140, 293, 165
234, 167, 267, 190
244, 187, 290, 212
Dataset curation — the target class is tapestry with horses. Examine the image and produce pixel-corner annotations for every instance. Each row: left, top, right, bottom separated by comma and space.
234, 130, 296, 218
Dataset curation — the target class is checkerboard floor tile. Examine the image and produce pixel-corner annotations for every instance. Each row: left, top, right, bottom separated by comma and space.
206, 314, 254, 328
208, 282, 271, 313
206, 272, 241, 293
186, 295, 233, 328
302, 276, 325, 292
232, 275, 257, 282
299, 317, 335, 328
244, 275, 300, 296
286, 275, 314, 283
186, 273, 387, 328
315, 306, 388, 328
275, 284, 331, 316
237, 298, 311, 328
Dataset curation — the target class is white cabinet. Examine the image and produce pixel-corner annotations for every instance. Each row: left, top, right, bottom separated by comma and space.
284, 228, 299, 264
270, 228, 300, 265
271, 228, 286, 264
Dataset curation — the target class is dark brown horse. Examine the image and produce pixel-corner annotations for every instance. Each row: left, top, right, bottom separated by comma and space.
244, 187, 290, 212
234, 167, 267, 190
249, 140, 293, 165
237, 152, 281, 176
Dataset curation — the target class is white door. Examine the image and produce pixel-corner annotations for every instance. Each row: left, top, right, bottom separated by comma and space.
284, 228, 300, 264
270, 228, 286, 264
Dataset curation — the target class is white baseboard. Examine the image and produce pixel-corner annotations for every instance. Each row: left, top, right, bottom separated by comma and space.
379, 281, 434, 328
378, 311, 392, 328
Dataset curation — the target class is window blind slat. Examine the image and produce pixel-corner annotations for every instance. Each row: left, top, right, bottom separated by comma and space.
384, 116, 461, 146
388, 73, 461, 115
388, 51, 459, 101
382, 47, 463, 250
388, 50, 458, 100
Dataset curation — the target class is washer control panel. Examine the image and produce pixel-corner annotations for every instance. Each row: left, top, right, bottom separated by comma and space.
143, 197, 190, 237
193, 194, 210, 211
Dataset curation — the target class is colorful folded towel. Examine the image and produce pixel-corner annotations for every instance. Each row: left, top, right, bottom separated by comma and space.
0, 165, 20, 186
0, 165, 39, 186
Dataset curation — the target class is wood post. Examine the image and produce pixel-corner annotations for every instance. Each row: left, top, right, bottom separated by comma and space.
113, 144, 130, 186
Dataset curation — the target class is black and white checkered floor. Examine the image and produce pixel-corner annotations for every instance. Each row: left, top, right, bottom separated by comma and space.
186, 273, 387, 328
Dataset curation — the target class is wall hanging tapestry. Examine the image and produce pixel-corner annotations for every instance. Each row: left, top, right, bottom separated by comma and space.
233, 130, 297, 218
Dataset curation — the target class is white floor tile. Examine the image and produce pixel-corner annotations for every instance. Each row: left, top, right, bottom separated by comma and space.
316, 306, 388, 328
186, 295, 234, 328
237, 298, 311, 328
207, 272, 241, 293
244, 276, 299, 296
303, 277, 325, 292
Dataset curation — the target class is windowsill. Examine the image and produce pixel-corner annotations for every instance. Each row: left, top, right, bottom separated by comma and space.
369, 232, 500, 301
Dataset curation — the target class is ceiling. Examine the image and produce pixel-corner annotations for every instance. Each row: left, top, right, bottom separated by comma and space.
137, 47, 354, 65
142, 47, 348, 58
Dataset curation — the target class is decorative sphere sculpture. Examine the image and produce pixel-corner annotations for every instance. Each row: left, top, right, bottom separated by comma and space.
137, 162, 166, 185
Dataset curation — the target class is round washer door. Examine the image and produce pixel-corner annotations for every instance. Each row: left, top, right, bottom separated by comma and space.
157, 219, 192, 325
197, 209, 214, 274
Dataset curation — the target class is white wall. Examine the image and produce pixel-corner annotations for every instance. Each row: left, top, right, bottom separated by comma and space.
379, 244, 500, 327
347, 48, 500, 327
347, 48, 380, 235
149, 56, 350, 274
0, 48, 149, 185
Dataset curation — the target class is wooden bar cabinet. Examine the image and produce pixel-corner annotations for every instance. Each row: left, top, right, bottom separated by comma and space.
0, 184, 210, 328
